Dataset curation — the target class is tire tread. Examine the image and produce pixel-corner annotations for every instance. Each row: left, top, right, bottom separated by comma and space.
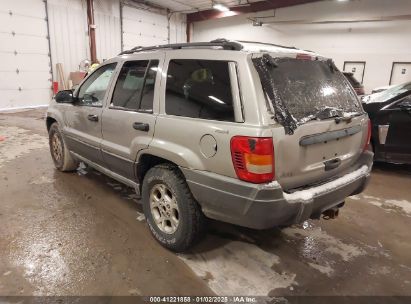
49, 122, 79, 172
143, 163, 206, 252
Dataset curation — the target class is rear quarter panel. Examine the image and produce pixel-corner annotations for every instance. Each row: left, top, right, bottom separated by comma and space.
140, 50, 270, 178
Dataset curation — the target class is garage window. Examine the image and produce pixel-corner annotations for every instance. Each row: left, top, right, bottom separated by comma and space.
165, 60, 235, 122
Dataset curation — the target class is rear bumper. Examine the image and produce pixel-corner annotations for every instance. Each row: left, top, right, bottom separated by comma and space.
182, 151, 373, 229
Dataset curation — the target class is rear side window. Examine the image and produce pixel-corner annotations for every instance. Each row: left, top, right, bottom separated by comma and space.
165, 59, 234, 122
111, 60, 159, 112
140, 61, 159, 111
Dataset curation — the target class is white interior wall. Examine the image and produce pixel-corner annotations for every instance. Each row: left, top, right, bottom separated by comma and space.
121, 3, 186, 51
0, 0, 52, 110
192, 0, 411, 93
122, 4, 169, 49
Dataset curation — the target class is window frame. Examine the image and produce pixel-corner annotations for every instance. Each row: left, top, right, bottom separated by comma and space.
108, 59, 159, 114
163, 58, 244, 123
74, 62, 118, 108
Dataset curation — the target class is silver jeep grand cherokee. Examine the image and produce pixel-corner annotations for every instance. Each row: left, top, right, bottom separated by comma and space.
46, 39, 373, 252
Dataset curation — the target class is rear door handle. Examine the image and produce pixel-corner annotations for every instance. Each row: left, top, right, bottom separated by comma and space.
133, 122, 150, 132
87, 114, 99, 122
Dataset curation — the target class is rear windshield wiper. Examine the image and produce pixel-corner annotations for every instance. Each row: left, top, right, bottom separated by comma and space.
334, 111, 363, 123
314, 107, 344, 121
299, 108, 362, 124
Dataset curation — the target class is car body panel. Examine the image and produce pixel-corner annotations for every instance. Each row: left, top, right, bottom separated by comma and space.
272, 116, 369, 190
100, 53, 165, 180
251, 53, 367, 190
63, 105, 104, 165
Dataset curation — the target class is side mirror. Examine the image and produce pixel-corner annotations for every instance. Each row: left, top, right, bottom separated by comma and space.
55, 90, 75, 103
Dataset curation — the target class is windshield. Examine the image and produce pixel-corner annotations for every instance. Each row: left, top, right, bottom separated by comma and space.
253, 55, 362, 134
366, 82, 411, 104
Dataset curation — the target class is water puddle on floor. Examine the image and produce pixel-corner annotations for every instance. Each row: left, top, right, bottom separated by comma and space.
0, 126, 48, 168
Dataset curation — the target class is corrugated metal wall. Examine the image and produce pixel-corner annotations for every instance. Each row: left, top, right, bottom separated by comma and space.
169, 13, 187, 45
47, 0, 121, 87
47, 0, 89, 85
94, 0, 122, 60
0, 0, 186, 109
48, 0, 185, 87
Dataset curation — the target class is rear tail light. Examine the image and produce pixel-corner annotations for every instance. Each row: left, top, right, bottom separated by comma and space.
230, 136, 274, 183
363, 119, 372, 151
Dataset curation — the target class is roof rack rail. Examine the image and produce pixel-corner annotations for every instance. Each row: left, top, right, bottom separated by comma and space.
119, 39, 243, 55
237, 40, 298, 50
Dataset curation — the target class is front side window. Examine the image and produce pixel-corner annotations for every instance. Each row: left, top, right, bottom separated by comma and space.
111, 60, 159, 111
165, 59, 234, 122
77, 63, 117, 106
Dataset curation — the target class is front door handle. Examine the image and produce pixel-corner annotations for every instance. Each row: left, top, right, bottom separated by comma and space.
87, 114, 99, 122
133, 122, 150, 132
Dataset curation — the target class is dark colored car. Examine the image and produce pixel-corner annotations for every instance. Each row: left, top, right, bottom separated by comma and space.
343, 72, 365, 96
362, 82, 411, 164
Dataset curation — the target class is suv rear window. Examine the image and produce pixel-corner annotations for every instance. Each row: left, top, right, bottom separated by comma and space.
253, 56, 362, 134
165, 59, 235, 122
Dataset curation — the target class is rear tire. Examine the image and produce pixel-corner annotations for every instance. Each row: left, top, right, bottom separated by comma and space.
48, 122, 79, 172
142, 164, 206, 252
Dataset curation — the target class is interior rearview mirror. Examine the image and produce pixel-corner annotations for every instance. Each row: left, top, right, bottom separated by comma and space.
55, 90, 75, 103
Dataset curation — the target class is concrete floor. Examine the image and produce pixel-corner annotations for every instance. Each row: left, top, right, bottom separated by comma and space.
0, 109, 410, 296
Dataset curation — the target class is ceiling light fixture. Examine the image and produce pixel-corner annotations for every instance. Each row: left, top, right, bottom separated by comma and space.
213, 3, 230, 12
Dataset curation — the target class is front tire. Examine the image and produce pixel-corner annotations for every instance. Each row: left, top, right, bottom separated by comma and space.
48, 122, 79, 171
142, 164, 206, 252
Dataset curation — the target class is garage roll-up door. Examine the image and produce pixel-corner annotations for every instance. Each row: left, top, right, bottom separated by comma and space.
0, 0, 52, 110
122, 4, 168, 51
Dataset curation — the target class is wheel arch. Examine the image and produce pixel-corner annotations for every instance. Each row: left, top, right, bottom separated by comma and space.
136, 153, 183, 188
46, 116, 57, 131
